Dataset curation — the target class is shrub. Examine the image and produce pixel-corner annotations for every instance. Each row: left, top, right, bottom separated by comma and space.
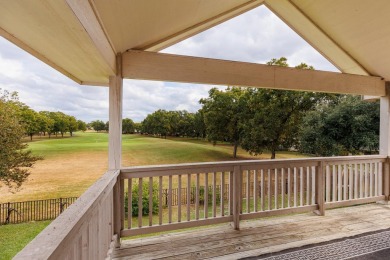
125, 181, 159, 217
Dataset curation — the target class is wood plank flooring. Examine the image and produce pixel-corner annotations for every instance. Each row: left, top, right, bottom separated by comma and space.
113, 203, 390, 259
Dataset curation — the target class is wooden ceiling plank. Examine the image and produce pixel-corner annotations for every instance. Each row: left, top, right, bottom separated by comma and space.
141, 0, 265, 52
265, 0, 369, 76
66, 0, 116, 74
0, 26, 82, 84
122, 50, 385, 96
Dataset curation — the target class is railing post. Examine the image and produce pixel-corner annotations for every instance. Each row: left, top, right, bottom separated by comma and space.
383, 158, 390, 202
232, 165, 241, 230
113, 175, 122, 247
315, 161, 325, 216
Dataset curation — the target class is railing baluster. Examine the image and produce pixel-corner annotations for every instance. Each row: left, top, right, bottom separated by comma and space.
326, 165, 330, 202
300, 167, 303, 206
379, 162, 383, 196
375, 162, 378, 196
246, 170, 250, 213
204, 172, 208, 219
268, 169, 271, 210
349, 164, 353, 200
274, 169, 278, 210
261, 169, 265, 211
168, 175, 172, 223
338, 165, 342, 201
354, 163, 358, 199
229, 171, 233, 215
178, 175, 181, 223
138, 178, 143, 228
159, 176, 162, 225
343, 164, 348, 201
281, 168, 285, 208
312, 166, 316, 205
360, 163, 364, 198
221, 172, 225, 216
287, 168, 291, 208
187, 174, 191, 221
254, 170, 258, 212
213, 172, 217, 217
365, 163, 369, 197
306, 166, 310, 205
149, 177, 153, 226
294, 167, 297, 207
196, 173, 200, 220
128, 178, 132, 229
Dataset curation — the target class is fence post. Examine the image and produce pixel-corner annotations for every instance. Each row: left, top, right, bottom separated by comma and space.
233, 165, 241, 230
383, 158, 390, 203
315, 161, 325, 216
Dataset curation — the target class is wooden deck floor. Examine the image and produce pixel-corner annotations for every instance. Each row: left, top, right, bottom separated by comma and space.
113, 203, 390, 259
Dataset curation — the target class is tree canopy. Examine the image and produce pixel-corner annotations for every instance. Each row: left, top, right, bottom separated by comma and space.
0, 90, 41, 189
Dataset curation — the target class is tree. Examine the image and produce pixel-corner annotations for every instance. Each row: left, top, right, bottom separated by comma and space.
122, 118, 135, 134
38, 111, 55, 137
0, 90, 41, 189
20, 106, 40, 141
200, 87, 246, 158
299, 96, 379, 156
240, 58, 332, 159
67, 115, 78, 137
90, 120, 106, 132
77, 120, 87, 132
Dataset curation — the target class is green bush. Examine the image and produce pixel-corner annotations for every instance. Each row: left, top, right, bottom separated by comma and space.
125, 181, 159, 217
198, 185, 221, 206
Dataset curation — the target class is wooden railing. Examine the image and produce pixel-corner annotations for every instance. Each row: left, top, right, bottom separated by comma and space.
14, 170, 120, 260
13, 155, 389, 259
120, 155, 388, 236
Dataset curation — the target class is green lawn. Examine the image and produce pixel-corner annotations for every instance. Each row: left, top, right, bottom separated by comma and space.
0, 221, 51, 260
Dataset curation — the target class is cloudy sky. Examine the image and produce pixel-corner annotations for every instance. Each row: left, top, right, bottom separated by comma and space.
0, 5, 337, 123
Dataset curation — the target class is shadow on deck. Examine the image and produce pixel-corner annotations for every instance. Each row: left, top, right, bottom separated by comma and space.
113, 203, 390, 259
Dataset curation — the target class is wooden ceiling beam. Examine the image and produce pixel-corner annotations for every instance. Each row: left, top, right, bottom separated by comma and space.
122, 50, 385, 96
66, 0, 116, 75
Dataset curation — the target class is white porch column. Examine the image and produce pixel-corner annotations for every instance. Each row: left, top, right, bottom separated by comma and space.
380, 82, 390, 156
109, 53, 123, 170
380, 82, 390, 201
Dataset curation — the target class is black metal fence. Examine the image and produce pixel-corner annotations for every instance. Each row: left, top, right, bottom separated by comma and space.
0, 197, 78, 225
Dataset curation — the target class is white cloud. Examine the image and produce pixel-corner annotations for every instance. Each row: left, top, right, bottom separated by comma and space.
0, 5, 337, 123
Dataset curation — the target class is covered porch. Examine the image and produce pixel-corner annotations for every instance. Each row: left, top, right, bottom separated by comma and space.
2, 0, 390, 259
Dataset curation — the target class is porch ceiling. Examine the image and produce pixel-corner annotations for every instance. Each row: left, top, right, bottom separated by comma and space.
1, 0, 390, 90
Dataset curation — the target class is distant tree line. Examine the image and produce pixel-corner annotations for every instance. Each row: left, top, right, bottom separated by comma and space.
0, 93, 87, 141
135, 58, 379, 159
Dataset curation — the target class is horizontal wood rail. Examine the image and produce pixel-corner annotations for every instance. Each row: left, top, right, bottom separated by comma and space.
120, 155, 388, 237
14, 170, 120, 260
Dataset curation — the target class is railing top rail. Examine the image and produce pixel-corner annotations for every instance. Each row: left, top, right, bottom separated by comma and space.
14, 169, 120, 260
120, 155, 387, 175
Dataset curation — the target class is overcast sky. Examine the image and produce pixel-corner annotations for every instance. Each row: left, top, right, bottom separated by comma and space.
0, 5, 337, 123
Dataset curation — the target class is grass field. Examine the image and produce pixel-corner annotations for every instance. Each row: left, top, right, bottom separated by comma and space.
0, 132, 308, 203
0, 220, 51, 260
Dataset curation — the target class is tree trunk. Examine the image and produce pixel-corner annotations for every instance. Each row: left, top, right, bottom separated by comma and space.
233, 141, 238, 158
30, 134, 33, 141
70, 131, 73, 137
271, 149, 276, 159
61, 132, 64, 138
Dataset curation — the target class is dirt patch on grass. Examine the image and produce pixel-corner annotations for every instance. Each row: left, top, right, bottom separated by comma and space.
0, 152, 107, 203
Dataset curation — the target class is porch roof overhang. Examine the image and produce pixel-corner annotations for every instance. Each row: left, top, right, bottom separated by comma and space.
0, 0, 389, 95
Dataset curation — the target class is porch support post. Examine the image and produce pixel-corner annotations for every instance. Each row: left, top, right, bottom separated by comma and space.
109, 53, 123, 247
109, 53, 123, 170
380, 82, 390, 202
